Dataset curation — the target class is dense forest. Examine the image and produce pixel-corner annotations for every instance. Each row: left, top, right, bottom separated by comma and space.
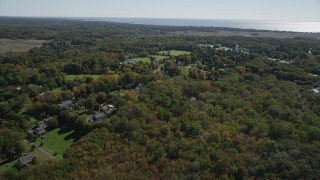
1, 17, 320, 179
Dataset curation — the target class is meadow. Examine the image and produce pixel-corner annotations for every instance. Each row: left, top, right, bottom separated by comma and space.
0, 39, 45, 55
157, 50, 191, 56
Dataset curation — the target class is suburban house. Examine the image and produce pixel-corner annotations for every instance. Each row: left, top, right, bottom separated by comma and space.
36, 120, 46, 129
58, 100, 74, 109
34, 127, 46, 136
36, 117, 52, 129
16, 153, 35, 168
87, 112, 107, 122
34, 117, 52, 136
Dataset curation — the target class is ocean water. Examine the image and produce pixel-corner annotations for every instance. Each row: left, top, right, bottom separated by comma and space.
82, 17, 320, 33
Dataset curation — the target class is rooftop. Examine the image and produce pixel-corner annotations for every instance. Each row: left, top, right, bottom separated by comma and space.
35, 127, 46, 136
17, 153, 34, 168
58, 100, 73, 108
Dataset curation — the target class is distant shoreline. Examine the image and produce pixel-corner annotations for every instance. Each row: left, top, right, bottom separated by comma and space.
78, 17, 320, 33
1, 16, 320, 33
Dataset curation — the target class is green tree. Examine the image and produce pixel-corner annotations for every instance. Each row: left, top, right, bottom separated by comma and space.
47, 118, 59, 130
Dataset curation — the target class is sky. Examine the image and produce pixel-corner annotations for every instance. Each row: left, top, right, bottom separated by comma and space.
0, 0, 320, 21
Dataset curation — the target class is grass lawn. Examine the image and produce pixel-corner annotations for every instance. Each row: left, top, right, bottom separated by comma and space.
180, 65, 192, 76
0, 159, 17, 174
179, 64, 197, 76
126, 57, 151, 63
148, 55, 169, 61
65, 74, 101, 81
157, 50, 191, 56
28, 117, 38, 128
34, 128, 79, 159
32, 148, 53, 161
126, 56, 169, 64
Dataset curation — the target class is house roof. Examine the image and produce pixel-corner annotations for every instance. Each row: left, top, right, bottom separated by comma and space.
37, 120, 49, 128
37, 117, 51, 128
95, 112, 106, 121
17, 153, 34, 168
87, 112, 107, 122
58, 100, 73, 108
37, 121, 45, 126
35, 127, 46, 135
101, 105, 109, 111
101, 104, 116, 111
43, 117, 52, 122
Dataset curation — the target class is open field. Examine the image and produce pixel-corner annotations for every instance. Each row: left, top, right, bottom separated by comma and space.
180, 65, 192, 76
0, 39, 45, 55
148, 55, 169, 61
0, 159, 17, 174
126, 55, 169, 64
179, 64, 197, 76
34, 128, 78, 159
65, 74, 101, 81
126, 57, 151, 63
157, 50, 191, 56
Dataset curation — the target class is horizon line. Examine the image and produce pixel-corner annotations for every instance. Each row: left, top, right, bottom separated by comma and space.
1, 15, 319, 23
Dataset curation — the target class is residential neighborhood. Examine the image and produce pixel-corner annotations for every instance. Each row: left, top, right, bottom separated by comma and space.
1, 11, 320, 179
